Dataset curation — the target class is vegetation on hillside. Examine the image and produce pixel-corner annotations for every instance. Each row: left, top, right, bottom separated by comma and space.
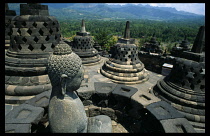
59, 19, 204, 45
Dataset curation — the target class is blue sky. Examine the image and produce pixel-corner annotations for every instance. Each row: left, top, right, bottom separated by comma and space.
106, 3, 205, 15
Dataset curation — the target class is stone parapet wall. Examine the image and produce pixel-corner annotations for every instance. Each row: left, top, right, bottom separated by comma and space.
138, 51, 175, 74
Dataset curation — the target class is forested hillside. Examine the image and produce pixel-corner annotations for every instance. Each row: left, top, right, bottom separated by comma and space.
60, 19, 204, 44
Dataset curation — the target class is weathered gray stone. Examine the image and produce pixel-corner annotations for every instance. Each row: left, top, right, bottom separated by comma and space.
160, 118, 196, 133
88, 115, 112, 133
47, 42, 112, 133
101, 107, 116, 120
146, 101, 184, 120
24, 89, 51, 108
88, 105, 101, 117
5, 124, 31, 133
5, 104, 44, 124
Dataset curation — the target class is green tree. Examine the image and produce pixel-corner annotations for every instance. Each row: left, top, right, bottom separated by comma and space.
93, 29, 116, 51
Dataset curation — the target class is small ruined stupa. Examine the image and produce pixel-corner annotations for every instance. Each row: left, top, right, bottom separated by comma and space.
142, 33, 162, 54
100, 21, 149, 84
5, 3, 61, 104
152, 26, 205, 133
71, 19, 101, 65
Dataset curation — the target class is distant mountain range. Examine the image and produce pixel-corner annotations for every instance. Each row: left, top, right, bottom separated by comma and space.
8, 3, 205, 21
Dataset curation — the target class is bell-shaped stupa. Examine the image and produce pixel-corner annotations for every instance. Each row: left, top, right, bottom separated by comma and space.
71, 19, 101, 65
152, 26, 205, 133
100, 21, 149, 84
5, 3, 61, 104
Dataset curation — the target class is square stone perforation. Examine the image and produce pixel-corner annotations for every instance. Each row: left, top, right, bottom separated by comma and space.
28, 44, 34, 51
32, 22, 37, 28
22, 21, 27, 27
22, 37, 27, 43
17, 29, 21, 35
39, 29, 44, 36
27, 29, 32, 35
45, 36, 50, 41
34, 36, 39, 43
49, 28, 53, 34
18, 44, 22, 50
43, 22, 48, 27
40, 44, 46, 51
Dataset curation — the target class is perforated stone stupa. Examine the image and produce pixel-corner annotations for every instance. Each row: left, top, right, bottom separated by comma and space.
5, 3, 16, 49
5, 3, 61, 104
71, 19, 101, 65
100, 21, 149, 84
152, 26, 205, 133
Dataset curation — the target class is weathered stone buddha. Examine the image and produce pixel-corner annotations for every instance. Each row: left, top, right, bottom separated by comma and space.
100, 21, 149, 84
152, 26, 205, 133
5, 3, 16, 49
5, 3, 61, 104
47, 42, 112, 133
71, 19, 101, 65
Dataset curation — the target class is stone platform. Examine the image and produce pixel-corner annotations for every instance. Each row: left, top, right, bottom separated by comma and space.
5, 57, 197, 133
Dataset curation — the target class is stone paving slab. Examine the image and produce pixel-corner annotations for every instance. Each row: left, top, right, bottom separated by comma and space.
5, 124, 31, 133
5, 104, 44, 124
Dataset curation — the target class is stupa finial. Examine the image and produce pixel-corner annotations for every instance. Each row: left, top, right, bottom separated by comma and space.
81, 19, 86, 33
191, 26, 205, 53
123, 21, 130, 39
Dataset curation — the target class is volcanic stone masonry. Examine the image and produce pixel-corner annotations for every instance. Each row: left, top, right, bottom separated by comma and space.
100, 21, 149, 84
71, 19, 101, 65
5, 3, 16, 49
152, 26, 205, 133
5, 3, 61, 104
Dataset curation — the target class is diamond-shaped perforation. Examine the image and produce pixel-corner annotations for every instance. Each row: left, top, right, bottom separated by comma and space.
18, 44, 22, 50
32, 22, 37, 27
56, 27, 59, 32
199, 68, 203, 73
49, 28, 53, 34
22, 21, 27, 26
14, 22, 17, 26
197, 79, 201, 84
28, 44, 34, 51
22, 37, 27, 43
17, 29, 21, 35
34, 36, 39, 43
55, 35, 58, 40
41, 44, 46, 51
200, 85, 205, 90
45, 36, 50, 41
14, 37, 18, 43
193, 73, 197, 78
51, 44, 55, 49
43, 22, 48, 27
52, 22, 56, 25
39, 29, 44, 36
27, 29, 32, 35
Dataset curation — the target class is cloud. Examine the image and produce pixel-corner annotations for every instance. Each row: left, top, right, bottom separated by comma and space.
143, 3, 205, 15
107, 3, 205, 15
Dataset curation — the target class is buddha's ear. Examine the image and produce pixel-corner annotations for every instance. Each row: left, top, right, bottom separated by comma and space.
60, 74, 68, 95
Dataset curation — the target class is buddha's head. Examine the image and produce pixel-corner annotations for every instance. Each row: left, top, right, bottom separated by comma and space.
47, 41, 84, 95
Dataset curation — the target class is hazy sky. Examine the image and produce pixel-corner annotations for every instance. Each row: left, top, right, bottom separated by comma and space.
107, 3, 205, 15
